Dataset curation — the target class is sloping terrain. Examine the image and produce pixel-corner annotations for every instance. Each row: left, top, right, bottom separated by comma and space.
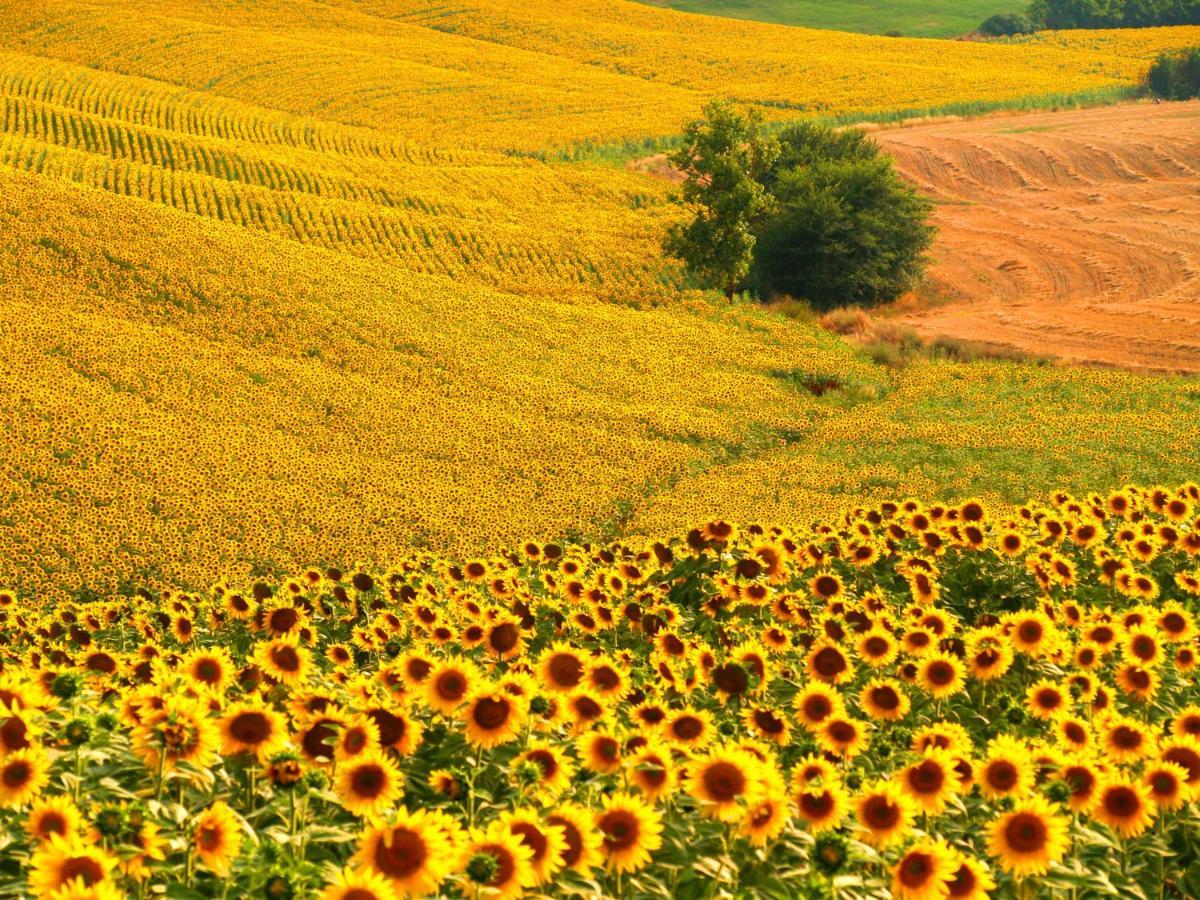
878, 101, 1200, 372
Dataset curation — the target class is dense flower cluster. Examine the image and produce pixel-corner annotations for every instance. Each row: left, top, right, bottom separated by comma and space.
2, 0, 1198, 152
1, 484, 1200, 897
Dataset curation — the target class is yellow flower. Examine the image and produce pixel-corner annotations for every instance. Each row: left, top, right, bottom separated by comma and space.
501, 808, 567, 885
686, 745, 765, 822
355, 809, 458, 897
988, 795, 1070, 878
193, 801, 243, 877
25, 796, 83, 845
891, 840, 956, 900
977, 736, 1034, 801
855, 780, 916, 848
461, 820, 535, 899
595, 792, 663, 874
461, 688, 526, 749
0, 746, 52, 807
219, 699, 289, 761
320, 867, 399, 900
545, 802, 604, 876
334, 751, 404, 818
28, 836, 118, 897
1091, 777, 1156, 839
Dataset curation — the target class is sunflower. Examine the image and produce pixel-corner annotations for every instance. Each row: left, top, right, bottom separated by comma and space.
333, 713, 382, 762
335, 751, 404, 819
790, 753, 840, 791
860, 678, 910, 722
855, 780, 916, 848
1054, 716, 1092, 753
809, 571, 844, 602
1007, 612, 1057, 657
595, 793, 663, 874
514, 741, 576, 801
661, 707, 714, 748
484, 617, 525, 661
545, 802, 604, 877
424, 658, 480, 715
193, 801, 243, 877
28, 836, 118, 896
902, 627, 937, 658
793, 683, 844, 730
626, 741, 675, 802
810, 713, 866, 758
1025, 679, 1068, 720
501, 809, 567, 885
1161, 735, 1200, 790
365, 706, 423, 758
1142, 762, 1192, 811
740, 793, 790, 846
178, 646, 235, 695
578, 731, 623, 775
987, 795, 1070, 878
25, 795, 83, 845
912, 722, 973, 757
219, 700, 288, 761
1092, 777, 1156, 838
462, 688, 526, 749
805, 640, 854, 685
1058, 759, 1103, 812
891, 840, 956, 900
131, 696, 220, 772
742, 705, 792, 744
461, 821, 535, 899
0, 746, 51, 807
977, 737, 1034, 801
355, 809, 457, 896
899, 750, 959, 814
857, 629, 900, 668
945, 853, 996, 900
964, 636, 1013, 682
252, 636, 312, 687
686, 746, 765, 822
1100, 715, 1157, 764
918, 654, 964, 700
795, 783, 850, 833
1115, 663, 1159, 702
586, 655, 627, 698
320, 867, 399, 900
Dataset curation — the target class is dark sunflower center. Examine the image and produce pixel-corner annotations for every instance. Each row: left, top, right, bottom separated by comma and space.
374, 827, 427, 878
703, 761, 746, 801
1004, 813, 1047, 853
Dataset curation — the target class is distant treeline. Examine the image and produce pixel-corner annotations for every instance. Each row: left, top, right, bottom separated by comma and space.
982, 0, 1200, 34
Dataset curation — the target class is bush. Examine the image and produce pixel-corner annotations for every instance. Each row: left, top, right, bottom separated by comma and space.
750, 124, 935, 310
979, 12, 1037, 34
1147, 47, 1200, 99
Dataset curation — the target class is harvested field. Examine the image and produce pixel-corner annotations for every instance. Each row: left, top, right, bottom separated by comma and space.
876, 101, 1200, 373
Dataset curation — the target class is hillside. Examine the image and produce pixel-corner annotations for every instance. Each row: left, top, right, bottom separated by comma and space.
1, 0, 1199, 600
635, 0, 1021, 38
877, 101, 1200, 372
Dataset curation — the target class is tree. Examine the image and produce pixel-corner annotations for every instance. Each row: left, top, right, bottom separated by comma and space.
1147, 47, 1200, 98
751, 153, 935, 309
664, 101, 777, 297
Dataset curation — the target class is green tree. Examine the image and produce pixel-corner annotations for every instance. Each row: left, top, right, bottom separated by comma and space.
664, 101, 777, 297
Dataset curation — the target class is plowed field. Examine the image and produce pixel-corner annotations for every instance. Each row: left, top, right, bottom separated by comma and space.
878, 101, 1200, 372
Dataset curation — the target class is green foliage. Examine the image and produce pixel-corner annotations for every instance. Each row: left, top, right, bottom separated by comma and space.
664, 101, 777, 297
1027, 0, 1200, 28
636, 0, 1025, 38
761, 123, 934, 309
666, 111, 934, 309
979, 11, 1038, 32
1147, 47, 1200, 98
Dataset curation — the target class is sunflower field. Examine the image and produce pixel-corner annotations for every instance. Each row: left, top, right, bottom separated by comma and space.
3, 483, 1200, 898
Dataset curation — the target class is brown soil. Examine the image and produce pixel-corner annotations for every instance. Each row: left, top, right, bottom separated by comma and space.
632, 101, 1200, 373
877, 101, 1200, 374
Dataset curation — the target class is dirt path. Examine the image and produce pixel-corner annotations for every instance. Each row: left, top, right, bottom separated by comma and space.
633, 102, 1200, 373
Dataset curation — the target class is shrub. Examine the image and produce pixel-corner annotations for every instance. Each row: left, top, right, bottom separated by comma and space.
979, 12, 1037, 35
1147, 47, 1200, 99
751, 125, 935, 310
